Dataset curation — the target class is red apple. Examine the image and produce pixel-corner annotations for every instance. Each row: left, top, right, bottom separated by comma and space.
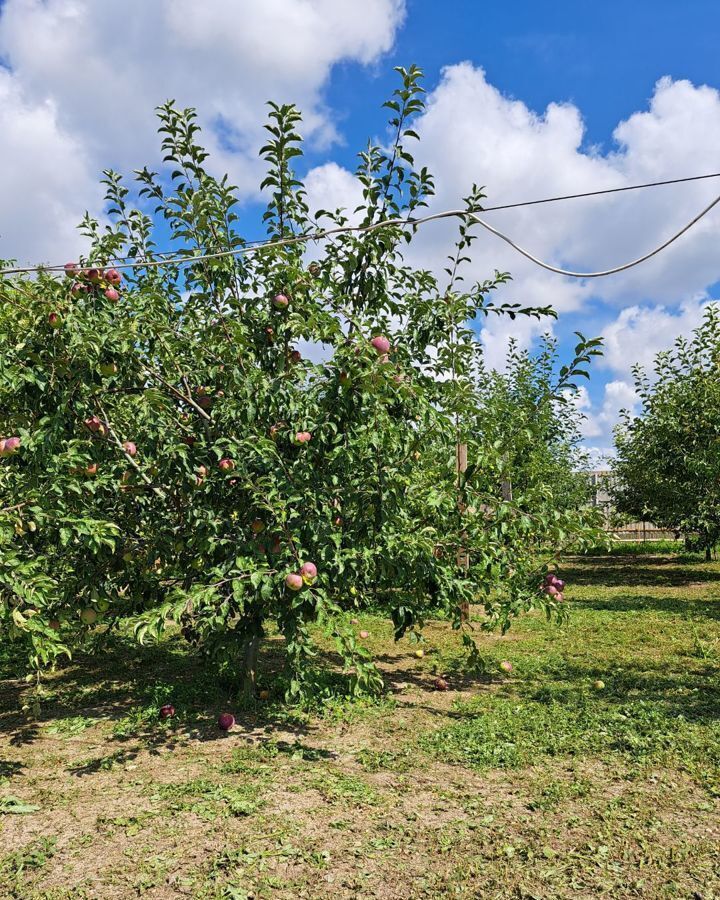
64, 262, 78, 278
122, 441, 137, 457
218, 712, 235, 731
84, 416, 102, 433
433, 676, 449, 691
272, 293, 289, 309
295, 431, 312, 444
300, 561, 317, 584
197, 395, 213, 411
270, 537, 282, 554
70, 281, 85, 296
499, 660, 513, 673
160, 703, 175, 719
85, 463, 98, 476
87, 268, 102, 283
289, 349, 302, 364
0, 437, 20, 457
181, 435, 196, 447
370, 335, 390, 355
104, 287, 120, 303
105, 269, 122, 285
218, 457, 235, 472
49, 619, 61, 631
359, 630, 369, 639
251, 519, 265, 535
48, 312, 61, 328
285, 572, 303, 592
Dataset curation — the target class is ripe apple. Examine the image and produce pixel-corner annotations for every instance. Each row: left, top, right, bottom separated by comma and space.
49, 618, 61, 631
351, 618, 359, 625
85, 463, 98, 476
359, 630, 369, 639
102, 287, 119, 304
87, 268, 102, 283
258, 690, 270, 701
270, 537, 282, 554
272, 292, 289, 309
218, 457, 235, 472
295, 431, 312, 444
105, 269, 122, 285
84, 415, 103, 433
80, 608, 97, 625
308, 262, 321, 277
0, 436, 20, 456
433, 676, 449, 691
123, 441, 137, 457
251, 519, 265, 535
64, 262, 78, 278
333, 515, 343, 527
370, 335, 391, 355
48, 312, 61, 328
218, 712, 235, 731
285, 572, 303, 591
300, 561, 317, 584
160, 703, 175, 719
197, 395, 213, 411
556, 592, 565, 602
289, 349, 302, 364
499, 660, 513, 673
181, 435, 196, 447
71, 281, 85, 295
554, 579, 565, 591
414, 649, 425, 659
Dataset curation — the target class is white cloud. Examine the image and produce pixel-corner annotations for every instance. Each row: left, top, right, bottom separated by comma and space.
0, 0, 405, 263
601, 296, 715, 378
0, 69, 102, 265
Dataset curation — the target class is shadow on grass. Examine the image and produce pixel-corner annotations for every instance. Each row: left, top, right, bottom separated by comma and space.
562, 555, 720, 589
0, 633, 315, 751
573, 592, 720, 620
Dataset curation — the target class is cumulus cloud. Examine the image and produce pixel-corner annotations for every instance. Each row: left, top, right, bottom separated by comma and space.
601, 296, 715, 378
0, 0, 405, 262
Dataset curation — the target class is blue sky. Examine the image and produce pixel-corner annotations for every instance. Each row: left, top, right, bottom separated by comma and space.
1, 0, 720, 458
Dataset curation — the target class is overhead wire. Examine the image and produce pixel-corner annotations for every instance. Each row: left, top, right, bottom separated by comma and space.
1, 171, 720, 279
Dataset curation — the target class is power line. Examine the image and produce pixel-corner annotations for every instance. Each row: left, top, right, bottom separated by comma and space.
1, 172, 720, 279
99, 171, 720, 264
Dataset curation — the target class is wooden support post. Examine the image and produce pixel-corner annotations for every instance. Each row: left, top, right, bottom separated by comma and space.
456, 441, 470, 622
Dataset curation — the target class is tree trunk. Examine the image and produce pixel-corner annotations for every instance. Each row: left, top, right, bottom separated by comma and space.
241, 633, 261, 700
705, 545, 712, 562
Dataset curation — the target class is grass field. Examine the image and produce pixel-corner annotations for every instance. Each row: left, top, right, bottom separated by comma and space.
1, 555, 719, 899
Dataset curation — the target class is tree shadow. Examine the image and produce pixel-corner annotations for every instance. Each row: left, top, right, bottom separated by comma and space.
575, 592, 720, 620
563, 555, 720, 589
0, 633, 313, 751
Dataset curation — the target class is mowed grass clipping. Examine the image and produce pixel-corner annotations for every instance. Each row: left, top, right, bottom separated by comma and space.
0, 554, 718, 899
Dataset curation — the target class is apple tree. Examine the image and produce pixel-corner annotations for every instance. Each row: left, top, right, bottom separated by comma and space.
613, 305, 720, 560
0, 66, 604, 701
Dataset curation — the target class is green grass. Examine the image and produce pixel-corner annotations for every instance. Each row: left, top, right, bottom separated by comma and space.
1, 553, 719, 898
